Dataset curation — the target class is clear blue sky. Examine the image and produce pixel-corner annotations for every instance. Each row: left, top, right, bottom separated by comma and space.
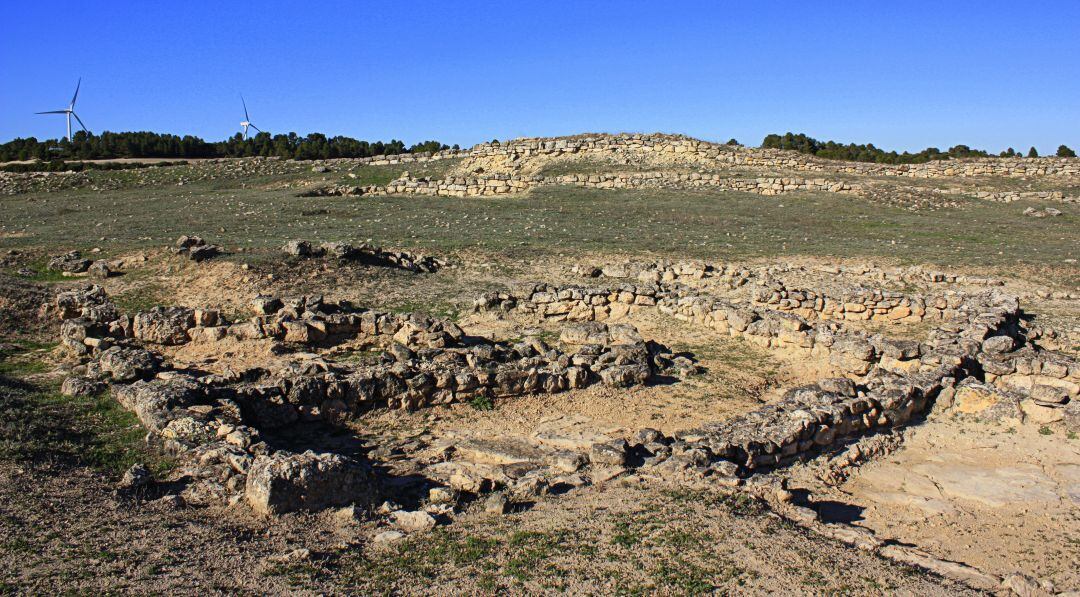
2, 1, 1078, 153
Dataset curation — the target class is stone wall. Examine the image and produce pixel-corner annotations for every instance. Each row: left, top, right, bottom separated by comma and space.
474, 279, 1075, 474
44, 274, 1079, 514
368, 172, 859, 198
752, 283, 977, 324
458, 133, 1080, 179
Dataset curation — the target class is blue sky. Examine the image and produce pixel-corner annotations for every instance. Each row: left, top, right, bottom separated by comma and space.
2, 1, 1078, 153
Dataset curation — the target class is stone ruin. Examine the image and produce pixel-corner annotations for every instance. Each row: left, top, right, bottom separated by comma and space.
45, 284, 659, 515
41, 256, 1080, 548
282, 239, 443, 273
290, 132, 1080, 203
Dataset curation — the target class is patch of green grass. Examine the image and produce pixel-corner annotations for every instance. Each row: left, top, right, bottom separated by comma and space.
387, 300, 461, 322
662, 488, 768, 518
504, 530, 562, 582
1, 537, 34, 554
1038, 426, 1053, 436
0, 368, 170, 475
15, 260, 70, 283
611, 518, 643, 547
4, 182, 1075, 287
112, 283, 166, 313
468, 395, 494, 411
342, 159, 461, 187
0, 341, 54, 376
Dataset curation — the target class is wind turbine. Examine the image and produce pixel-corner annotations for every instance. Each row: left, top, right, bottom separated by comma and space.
239, 96, 262, 139
36, 78, 89, 142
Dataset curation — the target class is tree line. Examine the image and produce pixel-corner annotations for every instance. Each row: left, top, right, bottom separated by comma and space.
761, 132, 1076, 163
0, 131, 457, 162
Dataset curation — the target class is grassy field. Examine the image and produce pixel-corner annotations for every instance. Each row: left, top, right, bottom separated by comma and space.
1, 171, 1076, 286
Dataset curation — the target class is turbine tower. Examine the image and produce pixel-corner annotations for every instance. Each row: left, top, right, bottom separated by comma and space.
239, 96, 262, 139
36, 78, 89, 142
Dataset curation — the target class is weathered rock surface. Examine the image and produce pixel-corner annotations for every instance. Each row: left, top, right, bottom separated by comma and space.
246, 451, 376, 515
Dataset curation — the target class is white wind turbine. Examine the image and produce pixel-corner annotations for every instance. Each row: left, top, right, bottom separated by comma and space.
36, 78, 89, 142
239, 96, 262, 139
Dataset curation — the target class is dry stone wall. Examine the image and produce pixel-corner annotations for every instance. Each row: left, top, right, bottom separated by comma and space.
459, 133, 1080, 179
368, 172, 859, 198
474, 278, 1079, 474
45, 285, 659, 513
43, 271, 1079, 514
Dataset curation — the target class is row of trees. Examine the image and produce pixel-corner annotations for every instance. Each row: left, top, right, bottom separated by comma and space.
761, 132, 1076, 163
0, 131, 457, 162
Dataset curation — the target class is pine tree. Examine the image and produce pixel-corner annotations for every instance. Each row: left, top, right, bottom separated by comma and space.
1056, 145, 1077, 158
1027, 147, 1039, 158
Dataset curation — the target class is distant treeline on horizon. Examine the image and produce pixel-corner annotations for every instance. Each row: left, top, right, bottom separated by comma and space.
761, 132, 1076, 163
1, 130, 1075, 165
0, 131, 456, 162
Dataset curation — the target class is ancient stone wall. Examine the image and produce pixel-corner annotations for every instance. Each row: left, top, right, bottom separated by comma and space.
473, 279, 1075, 474
368, 172, 859, 198
457, 133, 1080, 179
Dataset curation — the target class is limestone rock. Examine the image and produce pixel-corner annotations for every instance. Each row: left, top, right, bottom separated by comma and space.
391, 510, 437, 533
133, 307, 196, 345
98, 346, 159, 382
246, 451, 375, 515
118, 463, 151, 491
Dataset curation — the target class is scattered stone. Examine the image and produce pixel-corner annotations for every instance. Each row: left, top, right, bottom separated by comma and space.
155, 494, 186, 510
268, 548, 311, 564
174, 235, 222, 261
332, 505, 364, 526
118, 463, 151, 491
61, 376, 104, 397
390, 510, 437, 533
483, 493, 510, 515
282, 239, 323, 258
373, 530, 406, 544
428, 487, 455, 504
1002, 573, 1053, 597
48, 251, 91, 273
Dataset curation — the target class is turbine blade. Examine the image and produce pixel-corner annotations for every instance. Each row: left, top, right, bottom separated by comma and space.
72, 112, 89, 133
71, 77, 81, 108
241, 95, 250, 121
36, 110, 68, 114
249, 124, 262, 133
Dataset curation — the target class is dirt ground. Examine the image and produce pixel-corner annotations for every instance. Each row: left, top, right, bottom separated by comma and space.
791, 417, 1080, 591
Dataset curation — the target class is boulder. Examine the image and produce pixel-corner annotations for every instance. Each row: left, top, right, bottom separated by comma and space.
112, 377, 202, 432
390, 510, 437, 533
188, 244, 221, 262
48, 284, 117, 322
61, 376, 105, 397
87, 260, 114, 278
117, 463, 151, 491
98, 346, 159, 382
982, 335, 1016, 354
245, 450, 375, 515
560, 322, 610, 346
133, 307, 196, 345
282, 240, 324, 258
